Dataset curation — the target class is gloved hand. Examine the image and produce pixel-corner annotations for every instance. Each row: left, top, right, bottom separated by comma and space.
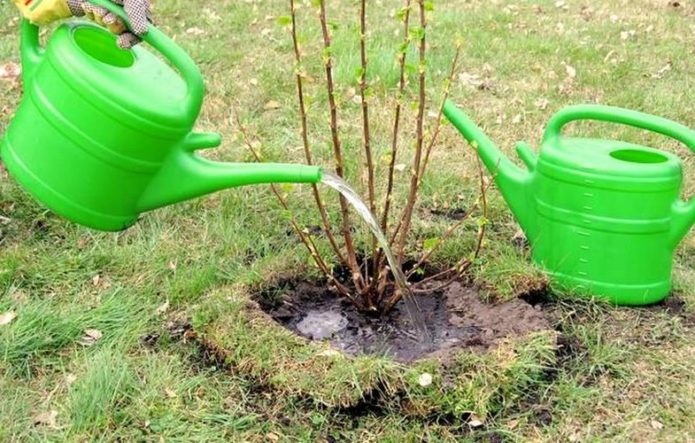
14, 0, 151, 49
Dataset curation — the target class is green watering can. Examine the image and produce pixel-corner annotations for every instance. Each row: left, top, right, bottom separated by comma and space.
0, 0, 321, 232
444, 101, 695, 305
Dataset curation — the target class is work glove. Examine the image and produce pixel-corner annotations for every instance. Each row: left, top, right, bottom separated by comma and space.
14, 0, 152, 49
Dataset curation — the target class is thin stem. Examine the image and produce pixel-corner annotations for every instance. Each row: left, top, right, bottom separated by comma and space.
395, 0, 427, 264
374, 0, 412, 295
357, 0, 379, 298
289, 0, 346, 264
358, 0, 376, 224
380, 0, 411, 234
318, 0, 365, 294
416, 43, 461, 182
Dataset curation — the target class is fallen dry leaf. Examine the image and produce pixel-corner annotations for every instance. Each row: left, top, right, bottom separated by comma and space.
535, 98, 550, 110
79, 329, 103, 346
469, 414, 484, 428
317, 349, 342, 358
33, 410, 57, 427
651, 419, 664, 430
418, 373, 433, 387
652, 61, 672, 79
185, 27, 205, 36
164, 388, 177, 399
156, 301, 170, 315
266, 433, 279, 442
0, 311, 17, 326
564, 63, 577, 79
0, 62, 20, 81
264, 100, 280, 110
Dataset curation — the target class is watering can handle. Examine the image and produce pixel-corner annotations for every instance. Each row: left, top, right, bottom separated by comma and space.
543, 104, 695, 243
542, 104, 695, 153
20, 0, 204, 112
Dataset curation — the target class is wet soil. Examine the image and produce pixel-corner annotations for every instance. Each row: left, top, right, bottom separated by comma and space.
257, 280, 549, 362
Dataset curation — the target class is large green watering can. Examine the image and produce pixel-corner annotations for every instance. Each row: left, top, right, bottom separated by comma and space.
0, 0, 321, 232
444, 101, 695, 305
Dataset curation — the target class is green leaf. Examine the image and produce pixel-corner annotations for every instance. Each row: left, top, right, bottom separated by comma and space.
424, 1, 435, 11
396, 6, 410, 21
280, 183, 295, 194
423, 238, 440, 251
276, 15, 292, 26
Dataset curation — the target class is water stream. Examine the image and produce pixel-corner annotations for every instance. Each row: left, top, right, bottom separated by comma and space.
320, 171, 431, 343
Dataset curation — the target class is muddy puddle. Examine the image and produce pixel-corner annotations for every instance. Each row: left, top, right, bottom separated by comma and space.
257, 281, 549, 362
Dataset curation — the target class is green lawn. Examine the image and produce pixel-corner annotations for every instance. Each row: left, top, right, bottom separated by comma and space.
1, 0, 694, 441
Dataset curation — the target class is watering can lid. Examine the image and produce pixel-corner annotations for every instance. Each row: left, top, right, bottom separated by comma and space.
44, 24, 200, 135
538, 137, 683, 191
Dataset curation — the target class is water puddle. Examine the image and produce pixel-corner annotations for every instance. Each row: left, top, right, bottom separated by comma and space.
258, 280, 550, 362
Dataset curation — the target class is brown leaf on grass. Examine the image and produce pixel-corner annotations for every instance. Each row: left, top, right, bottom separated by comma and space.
0, 62, 20, 81
0, 311, 16, 326
33, 410, 57, 427
156, 301, 170, 315
79, 329, 103, 346
185, 27, 205, 36
164, 388, 177, 398
651, 61, 672, 79
264, 100, 280, 110
564, 63, 577, 79
418, 373, 433, 387
469, 414, 484, 428
651, 419, 664, 430
535, 98, 550, 110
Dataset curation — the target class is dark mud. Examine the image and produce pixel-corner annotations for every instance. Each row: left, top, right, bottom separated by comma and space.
257, 280, 549, 362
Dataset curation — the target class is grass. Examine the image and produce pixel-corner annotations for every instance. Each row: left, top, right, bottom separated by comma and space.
1, 0, 694, 441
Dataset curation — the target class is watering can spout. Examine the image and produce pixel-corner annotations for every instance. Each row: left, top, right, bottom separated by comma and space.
443, 101, 536, 237
136, 132, 323, 212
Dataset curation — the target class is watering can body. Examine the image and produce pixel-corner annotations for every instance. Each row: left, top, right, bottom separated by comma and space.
444, 102, 695, 305
1, 1, 321, 232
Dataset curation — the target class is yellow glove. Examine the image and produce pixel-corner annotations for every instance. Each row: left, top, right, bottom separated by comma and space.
14, 0, 73, 25
14, 0, 152, 49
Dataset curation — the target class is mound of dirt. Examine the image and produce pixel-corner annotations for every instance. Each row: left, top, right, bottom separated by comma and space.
258, 281, 550, 362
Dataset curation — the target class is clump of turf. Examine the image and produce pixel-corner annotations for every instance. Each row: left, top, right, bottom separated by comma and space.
190, 285, 558, 419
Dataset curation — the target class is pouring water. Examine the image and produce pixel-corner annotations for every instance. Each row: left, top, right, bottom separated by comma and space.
321, 171, 432, 343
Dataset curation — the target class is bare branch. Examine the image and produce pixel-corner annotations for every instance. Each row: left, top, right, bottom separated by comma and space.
380, 0, 411, 234
395, 0, 428, 264
289, 0, 346, 264
417, 43, 462, 182
317, 0, 366, 294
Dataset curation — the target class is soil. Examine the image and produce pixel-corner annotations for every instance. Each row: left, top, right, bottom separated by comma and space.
257, 280, 550, 362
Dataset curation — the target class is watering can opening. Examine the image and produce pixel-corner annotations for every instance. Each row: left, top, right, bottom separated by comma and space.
610, 149, 668, 164
72, 26, 135, 68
